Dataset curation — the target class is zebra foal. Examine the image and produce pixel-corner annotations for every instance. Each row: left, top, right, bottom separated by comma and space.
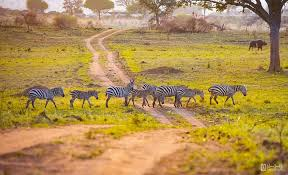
175, 88, 204, 108
208, 85, 247, 105
105, 79, 135, 108
26, 87, 65, 109
128, 89, 151, 107
70, 90, 98, 108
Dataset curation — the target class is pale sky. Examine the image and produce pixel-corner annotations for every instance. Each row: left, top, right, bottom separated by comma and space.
0, 0, 125, 13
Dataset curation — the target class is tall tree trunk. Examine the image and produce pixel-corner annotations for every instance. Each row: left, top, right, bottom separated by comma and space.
155, 14, 160, 28
268, 17, 281, 72
98, 10, 101, 20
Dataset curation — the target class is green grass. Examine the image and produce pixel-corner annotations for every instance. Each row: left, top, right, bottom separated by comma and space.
108, 30, 288, 173
0, 27, 162, 129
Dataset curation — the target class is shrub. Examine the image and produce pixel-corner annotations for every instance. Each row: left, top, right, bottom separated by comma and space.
159, 15, 212, 33
22, 12, 39, 31
15, 16, 25, 26
53, 15, 77, 29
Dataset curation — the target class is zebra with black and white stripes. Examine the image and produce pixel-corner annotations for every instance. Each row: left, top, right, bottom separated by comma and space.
175, 88, 204, 107
70, 90, 98, 108
142, 83, 158, 98
153, 85, 187, 108
208, 85, 247, 105
26, 87, 65, 109
105, 79, 135, 108
128, 89, 151, 107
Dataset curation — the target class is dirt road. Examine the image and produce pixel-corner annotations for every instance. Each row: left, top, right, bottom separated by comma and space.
0, 125, 110, 155
66, 129, 186, 175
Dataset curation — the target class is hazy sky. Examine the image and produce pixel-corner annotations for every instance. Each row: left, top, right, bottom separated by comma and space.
0, 0, 125, 13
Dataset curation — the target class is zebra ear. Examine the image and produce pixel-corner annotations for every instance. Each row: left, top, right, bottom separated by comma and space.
130, 79, 135, 83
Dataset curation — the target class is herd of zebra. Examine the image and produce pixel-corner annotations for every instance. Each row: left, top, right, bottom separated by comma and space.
25, 79, 247, 109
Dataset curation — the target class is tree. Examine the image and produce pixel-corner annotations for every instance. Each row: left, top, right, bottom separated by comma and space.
180, 0, 288, 73
116, 0, 134, 8
126, 0, 148, 16
84, 0, 114, 20
139, 0, 177, 27
26, 0, 48, 13
63, 0, 83, 16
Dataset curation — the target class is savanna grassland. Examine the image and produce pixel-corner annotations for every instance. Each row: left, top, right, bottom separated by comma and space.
108, 30, 288, 174
0, 27, 163, 134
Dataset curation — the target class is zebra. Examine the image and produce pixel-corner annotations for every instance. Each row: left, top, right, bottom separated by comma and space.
128, 89, 151, 107
26, 87, 65, 109
70, 90, 98, 108
152, 85, 187, 108
175, 88, 204, 108
208, 85, 247, 105
105, 79, 135, 108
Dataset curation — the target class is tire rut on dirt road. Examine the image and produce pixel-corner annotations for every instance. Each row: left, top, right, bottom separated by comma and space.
0, 125, 111, 155
92, 29, 205, 127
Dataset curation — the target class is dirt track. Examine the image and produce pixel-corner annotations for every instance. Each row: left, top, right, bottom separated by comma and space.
0, 125, 110, 155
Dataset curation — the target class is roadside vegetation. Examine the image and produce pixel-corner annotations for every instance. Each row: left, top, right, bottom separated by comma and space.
108, 29, 288, 174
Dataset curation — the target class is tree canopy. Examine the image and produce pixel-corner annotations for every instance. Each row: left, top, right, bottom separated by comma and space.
63, 0, 83, 16
139, 0, 177, 26
84, 0, 114, 20
26, 0, 48, 13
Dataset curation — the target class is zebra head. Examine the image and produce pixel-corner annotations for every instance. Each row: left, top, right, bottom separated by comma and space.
89, 90, 98, 99
52, 87, 65, 97
237, 85, 247, 96
127, 79, 135, 91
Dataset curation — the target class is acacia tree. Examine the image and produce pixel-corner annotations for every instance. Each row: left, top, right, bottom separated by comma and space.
63, 0, 83, 16
116, 0, 134, 8
84, 0, 114, 20
139, 0, 177, 27
180, 0, 288, 72
27, 0, 48, 13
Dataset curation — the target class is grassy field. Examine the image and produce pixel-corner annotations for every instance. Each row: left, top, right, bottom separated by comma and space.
0, 27, 167, 132
108, 30, 288, 174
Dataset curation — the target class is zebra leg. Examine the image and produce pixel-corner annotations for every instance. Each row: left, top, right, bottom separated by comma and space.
82, 99, 86, 108
145, 98, 150, 107
152, 96, 157, 108
124, 96, 128, 106
45, 99, 49, 108
210, 95, 213, 105
186, 97, 192, 107
158, 97, 163, 108
224, 96, 230, 105
51, 99, 57, 109
231, 96, 235, 105
213, 96, 219, 104
70, 98, 75, 108
128, 97, 132, 105
26, 99, 31, 109
87, 99, 92, 108
132, 97, 136, 107
106, 96, 111, 108
32, 99, 36, 108
192, 97, 197, 103
142, 97, 145, 108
